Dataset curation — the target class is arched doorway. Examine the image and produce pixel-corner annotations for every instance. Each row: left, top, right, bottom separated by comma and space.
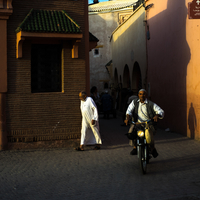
132, 62, 142, 94
114, 68, 119, 88
119, 65, 131, 112
119, 75, 122, 88
123, 65, 130, 89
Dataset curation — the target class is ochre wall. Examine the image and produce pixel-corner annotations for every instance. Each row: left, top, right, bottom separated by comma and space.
147, 0, 200, 140
186, 0, 200, 140
0, 20, 7, 93
0, 2, 13, 150
6, 0, 88, 146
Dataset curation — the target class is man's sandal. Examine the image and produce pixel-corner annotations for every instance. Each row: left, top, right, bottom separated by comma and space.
75, 147, 84, 151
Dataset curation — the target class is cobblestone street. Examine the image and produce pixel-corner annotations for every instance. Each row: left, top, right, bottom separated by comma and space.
0, 116, 200, 200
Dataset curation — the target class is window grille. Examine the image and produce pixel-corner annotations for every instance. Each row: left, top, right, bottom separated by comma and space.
31, 44, 62, 93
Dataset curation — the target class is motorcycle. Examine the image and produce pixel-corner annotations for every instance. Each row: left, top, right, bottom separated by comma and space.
126, 119, 153, 174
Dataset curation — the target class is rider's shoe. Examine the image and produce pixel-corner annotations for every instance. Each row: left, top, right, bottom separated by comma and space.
152, 148, 159, 158
130, 148, 137, 155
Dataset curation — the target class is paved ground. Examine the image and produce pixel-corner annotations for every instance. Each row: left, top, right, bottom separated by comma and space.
0, 115, 200, 200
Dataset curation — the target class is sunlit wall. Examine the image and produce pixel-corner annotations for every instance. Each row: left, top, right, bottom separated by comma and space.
147, 0, 200, 139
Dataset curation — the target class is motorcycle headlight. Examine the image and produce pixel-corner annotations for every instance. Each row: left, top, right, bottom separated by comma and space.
137, 130, 144, 137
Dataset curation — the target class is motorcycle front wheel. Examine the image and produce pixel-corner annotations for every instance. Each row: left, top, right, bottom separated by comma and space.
138, 146, 147, 174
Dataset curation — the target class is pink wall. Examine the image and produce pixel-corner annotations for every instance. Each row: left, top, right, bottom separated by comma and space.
146, 0, 193, 137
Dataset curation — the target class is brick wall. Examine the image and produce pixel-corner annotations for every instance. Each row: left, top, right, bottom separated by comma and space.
6, 0, 87, 147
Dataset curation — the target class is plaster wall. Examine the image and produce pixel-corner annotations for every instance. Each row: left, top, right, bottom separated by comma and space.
89, 9, 132, 93
111, 6, 146, 89
147, 0, 200, 140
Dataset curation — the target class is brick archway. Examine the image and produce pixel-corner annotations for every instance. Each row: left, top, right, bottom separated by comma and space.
114, 68, 119, 88
132, 62, 142, 94
123, 64, 130, 89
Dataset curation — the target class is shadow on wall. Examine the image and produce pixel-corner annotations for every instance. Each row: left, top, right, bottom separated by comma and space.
147, 0, 191, 135
188, 103, 197, 139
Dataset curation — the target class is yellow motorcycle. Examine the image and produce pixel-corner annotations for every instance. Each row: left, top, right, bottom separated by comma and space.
126, 119, 153, 174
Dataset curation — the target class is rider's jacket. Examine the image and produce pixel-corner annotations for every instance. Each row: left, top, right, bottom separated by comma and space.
132, 98, 156, 123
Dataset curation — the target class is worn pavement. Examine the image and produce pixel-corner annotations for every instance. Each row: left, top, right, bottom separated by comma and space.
0, 115, 200, 200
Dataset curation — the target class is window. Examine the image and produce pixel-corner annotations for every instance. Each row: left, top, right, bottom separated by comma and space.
31, 44, 62, 93
94, 48, 99, 55
93, 48, 100, 57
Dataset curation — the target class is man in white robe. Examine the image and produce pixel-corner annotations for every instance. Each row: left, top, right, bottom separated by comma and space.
75, 91, 102, 151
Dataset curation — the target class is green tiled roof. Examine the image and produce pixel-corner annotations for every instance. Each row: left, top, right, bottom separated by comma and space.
15, 9, 81, 34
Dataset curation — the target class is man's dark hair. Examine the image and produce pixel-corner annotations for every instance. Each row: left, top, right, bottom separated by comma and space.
80, 91, 87, 96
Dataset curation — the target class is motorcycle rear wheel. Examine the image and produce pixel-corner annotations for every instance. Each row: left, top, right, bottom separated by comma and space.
138, 146, 147, 174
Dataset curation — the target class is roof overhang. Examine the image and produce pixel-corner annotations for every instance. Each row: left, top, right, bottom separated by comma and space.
89, 41, 98, 51
16, 31, 83, 58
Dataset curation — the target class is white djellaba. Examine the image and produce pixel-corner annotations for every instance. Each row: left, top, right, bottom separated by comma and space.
80, 97, 102, 145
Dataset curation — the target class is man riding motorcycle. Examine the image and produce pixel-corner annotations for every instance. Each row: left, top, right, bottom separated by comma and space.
124, 89, 164, 157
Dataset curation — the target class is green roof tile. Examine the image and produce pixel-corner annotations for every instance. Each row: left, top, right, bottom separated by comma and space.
15, 9, 81, 34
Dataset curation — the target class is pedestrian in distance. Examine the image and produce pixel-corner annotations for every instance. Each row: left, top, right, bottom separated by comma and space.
90, 86, 101, 113
101, 90, 112, 119
121, 89, 134, 126
124, 89, 164, 157
75, 91, 102, 151
111, 89, 117, 118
